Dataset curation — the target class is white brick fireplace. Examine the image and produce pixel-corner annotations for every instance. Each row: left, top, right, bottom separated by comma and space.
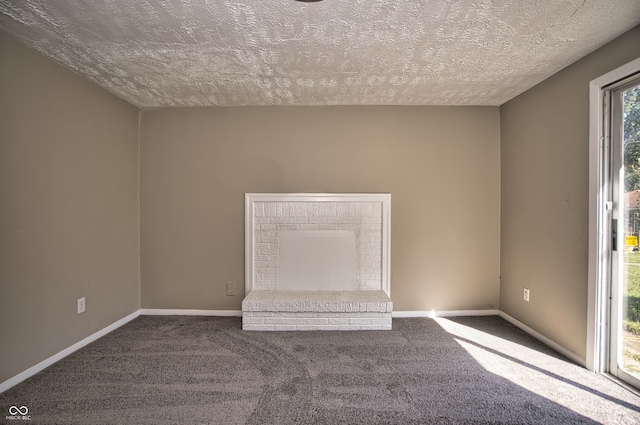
243, 193, 392, 330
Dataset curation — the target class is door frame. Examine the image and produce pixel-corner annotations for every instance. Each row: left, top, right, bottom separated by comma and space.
588, 57, 640, 373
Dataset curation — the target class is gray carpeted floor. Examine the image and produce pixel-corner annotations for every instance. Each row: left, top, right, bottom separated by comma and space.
1, 316, 639, 424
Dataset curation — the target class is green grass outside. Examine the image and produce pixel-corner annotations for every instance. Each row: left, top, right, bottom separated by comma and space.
623, 252, 640, 334
623, 253, 640, 376
624, 253, 640, 295
625, 252, 640, 265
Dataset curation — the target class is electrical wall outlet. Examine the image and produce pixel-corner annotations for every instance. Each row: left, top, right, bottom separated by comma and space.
523, 288, 530, 302
77, 297, 86, 314
226, 282, 235, 296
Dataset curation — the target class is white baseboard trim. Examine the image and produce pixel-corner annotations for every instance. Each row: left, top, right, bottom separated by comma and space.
0, 310, 140, 393
393, 309, 500, 318
140, 309, 243, 317
498, 311, 586, 368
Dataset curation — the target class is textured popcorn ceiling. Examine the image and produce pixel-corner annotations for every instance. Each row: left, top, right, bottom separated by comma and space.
0, 0, 639, 107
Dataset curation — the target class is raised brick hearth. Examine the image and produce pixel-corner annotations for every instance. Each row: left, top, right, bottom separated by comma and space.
243, 193, 391, 331
242, 290, 392, 331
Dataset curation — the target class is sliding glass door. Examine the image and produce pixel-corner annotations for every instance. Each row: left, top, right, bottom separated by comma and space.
610, 77, 640, 388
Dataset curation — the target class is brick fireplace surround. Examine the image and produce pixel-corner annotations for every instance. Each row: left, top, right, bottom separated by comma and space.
242, 193, 392, 331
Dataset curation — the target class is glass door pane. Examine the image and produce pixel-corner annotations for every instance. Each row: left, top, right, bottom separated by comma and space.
614, 80, 640, 387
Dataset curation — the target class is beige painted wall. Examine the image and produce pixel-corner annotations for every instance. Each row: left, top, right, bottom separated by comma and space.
0, 34, 140, 382
140, 106, 500, 312
500, 26, 640, 360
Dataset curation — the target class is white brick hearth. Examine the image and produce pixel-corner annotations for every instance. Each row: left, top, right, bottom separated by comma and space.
244, 193, 392, 331
242, 290, 392, 331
